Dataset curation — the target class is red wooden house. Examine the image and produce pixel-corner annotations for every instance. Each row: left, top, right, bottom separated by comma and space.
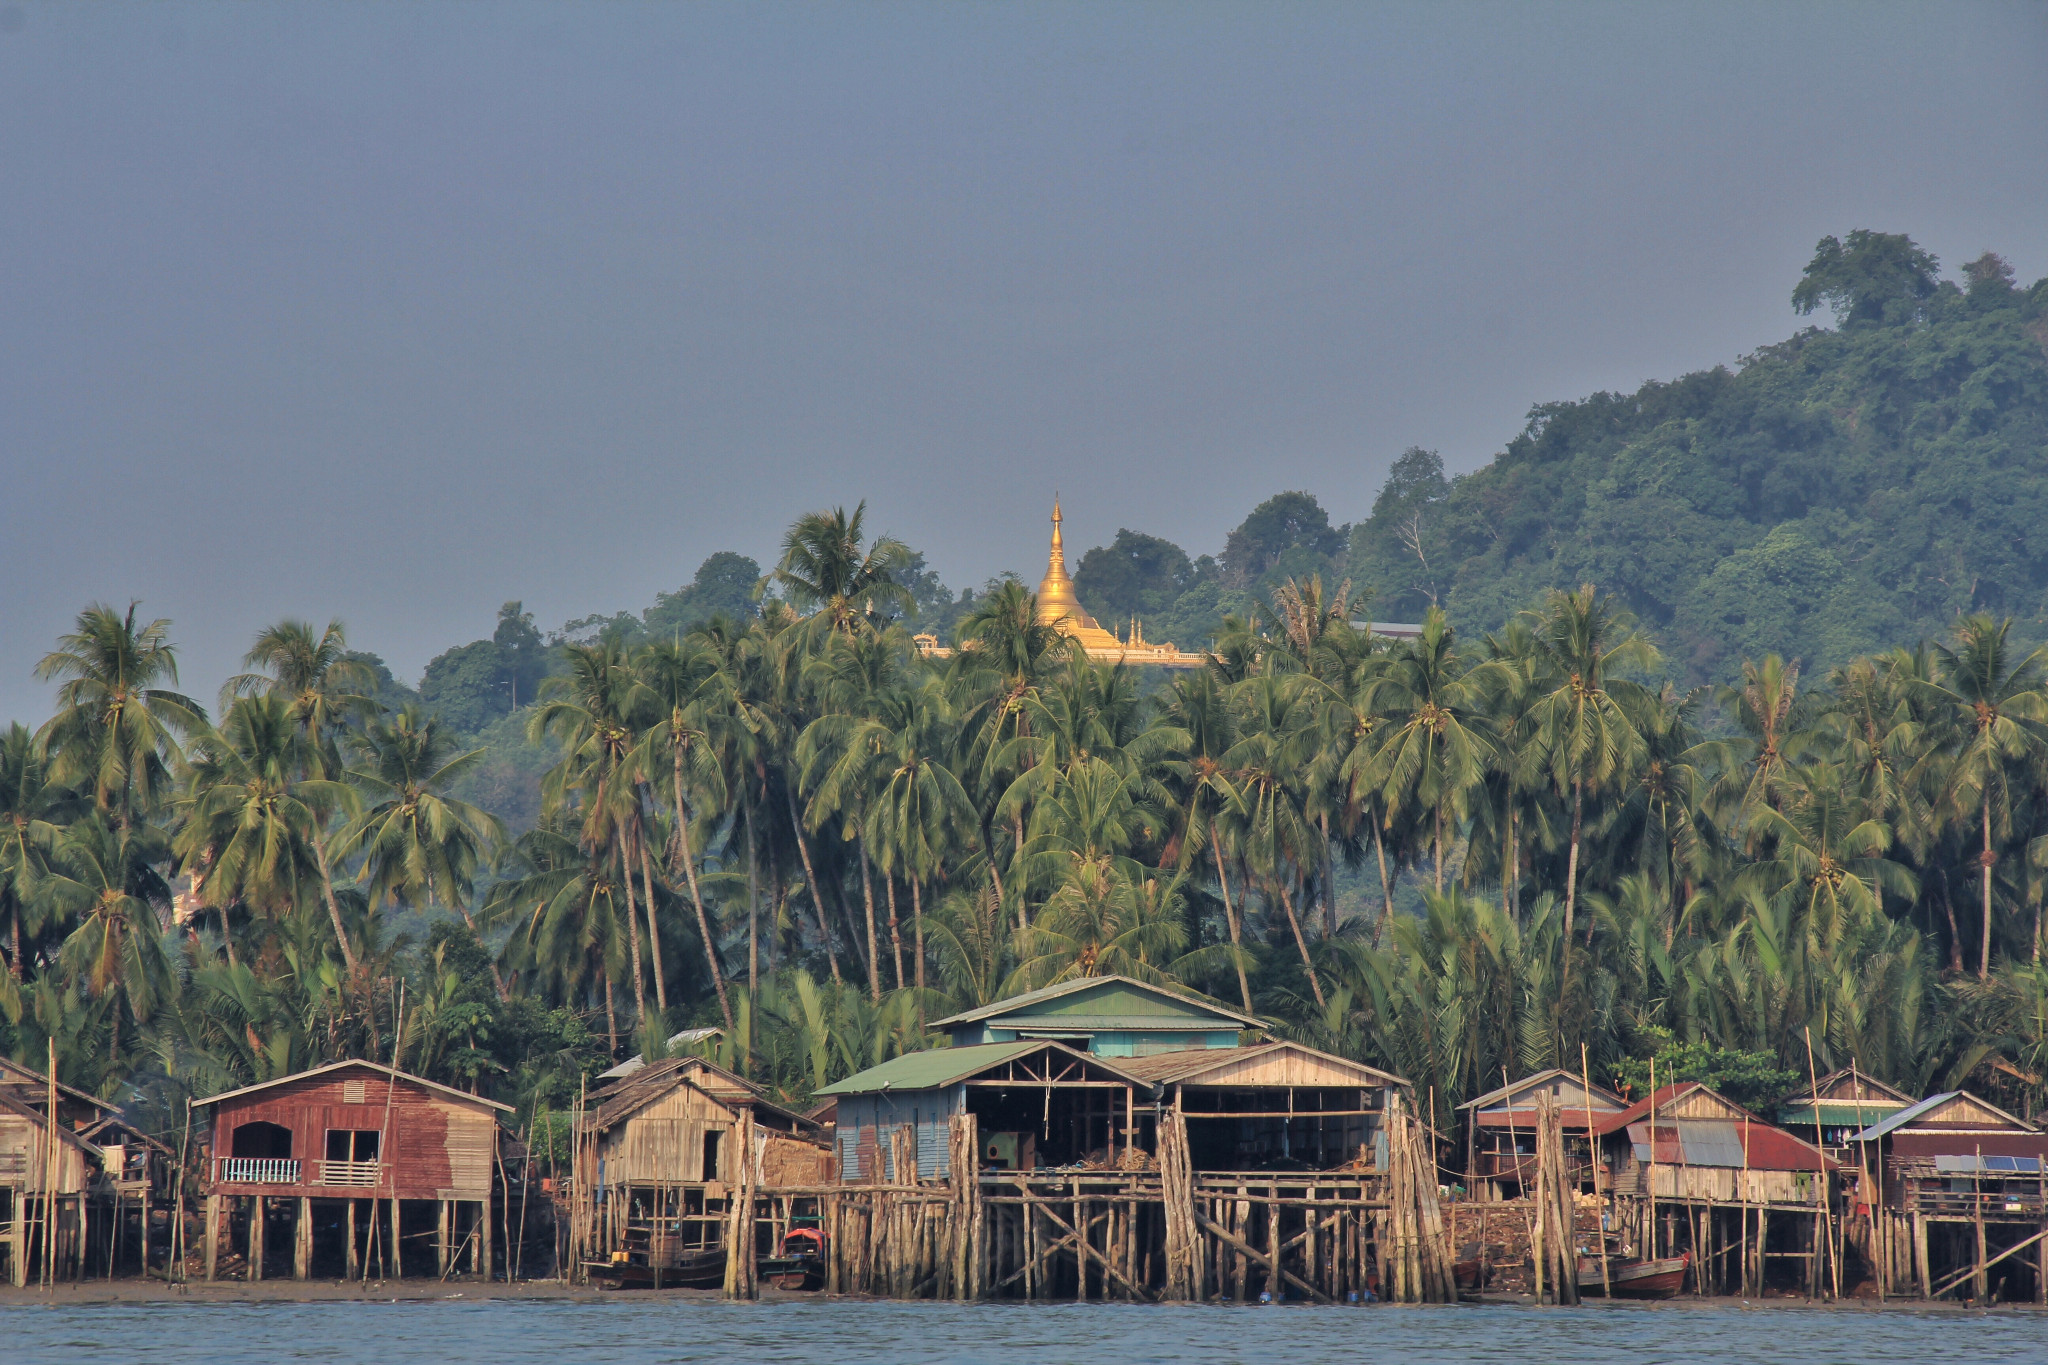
195, 1059, 511, 1281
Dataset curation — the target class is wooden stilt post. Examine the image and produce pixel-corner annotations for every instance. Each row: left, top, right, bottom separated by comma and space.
203, 1194, 220, 1281
437, 1200, 450, 1277
250, 1195, 267, 1281
8, 1188, 25, 1287
295, 1197, 312, 1280
389, 1198, 401, 1278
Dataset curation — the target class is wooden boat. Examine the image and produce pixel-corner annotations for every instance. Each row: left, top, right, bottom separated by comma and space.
758, 1226, 828, 1291
1452, 1241, 1489, 1295
584, 1246, 728, 1290
1578, 1251, 1690, 1299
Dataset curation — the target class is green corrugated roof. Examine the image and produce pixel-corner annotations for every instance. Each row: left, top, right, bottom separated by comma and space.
1779, 1100, 1906, 1129
815, 1041, 1042, 1097
931, 976, 1262, 1030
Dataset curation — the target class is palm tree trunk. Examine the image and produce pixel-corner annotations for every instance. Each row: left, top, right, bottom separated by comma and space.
308, 824, 360, 973
885, 875, 904, 991
1277, 878, 1325, 1008
859, 842, 881, 1002
745, 798, 761, 994
217, 902, 238, 969
603, 970, 619, 1058
911, 878, 925, 994
1373, 812, 1395, 942
9, 904, 20, 980
1563, 777, 1585, 943
1319, 813, 1337, 938
619, 844, 647, 1030
981, 813, 1007, 923
634, 819, 668, 1019
669, 763, 734, 1032
1014, 815, 1028, 931
1938, 870, 1963, 974
785, 785, 842, 984
1434, 806, 1445, 895
1981, 802, 1995, 980
1211, 835, 1254, 1011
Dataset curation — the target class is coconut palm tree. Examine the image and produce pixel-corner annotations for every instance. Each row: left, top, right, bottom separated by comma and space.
0, 724, 74, 982
336, 706, 504, 987
45, 815, 176, 1067
1916, 615, 2048, 978
1349, 608, 1496, 896
633, 635, 740, 1030
775, 503, 914, 637
34, 603, 203, 828
222, 619, 372, 969
1520, 586, 1658, 941
177, 693, 358, 963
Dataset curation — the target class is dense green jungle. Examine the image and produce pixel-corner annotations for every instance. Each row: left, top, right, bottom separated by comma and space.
5, 230, 2048, 1154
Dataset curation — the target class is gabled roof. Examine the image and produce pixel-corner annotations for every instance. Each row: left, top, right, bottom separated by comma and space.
0, 1090, 106, 1159
1113, 1040, 1407, 1090
1850, 1090, 2040, 1143
816, 1040, 1147, 1097
0, 1057, 117, 1116
1458, 1068, 1626, 1115
1790, 1068, 1916, 1106
586, 1056, 815, 1133
1599, 1082, 1836, 1171
193, 1059, 513, 1113
930, 976, 1265, 1032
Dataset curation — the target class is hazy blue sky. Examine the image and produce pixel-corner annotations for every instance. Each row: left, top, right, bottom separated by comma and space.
2, 2, 2044, 723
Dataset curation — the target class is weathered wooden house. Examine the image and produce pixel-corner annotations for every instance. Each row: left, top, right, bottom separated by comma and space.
931, 976, 1262, 1055
571, 1056, 829, 1273
1848, 1090, 2048, 1301
0, 1068, 103, 1287
194, 1059, 511, 1281
1593, 1081, 1837, 1294
1116, 1041, 1402, 1172
1456, 1069, 1626, 1201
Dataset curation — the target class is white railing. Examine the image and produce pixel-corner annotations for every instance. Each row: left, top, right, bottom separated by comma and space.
319, 1159, 382, 1187
215, 1157, 300, 1184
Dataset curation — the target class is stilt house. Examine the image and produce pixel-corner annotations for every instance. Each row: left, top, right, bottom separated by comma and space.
571, 1055, 830, 1274
819, 1041, 1146, 1180
194, 1059, 511, 1281
1847, 1090, 2048, 1301
1593, 1081, 1837, 1294
1456, 1068, 1626, 1200
0, 1062, 106, 1287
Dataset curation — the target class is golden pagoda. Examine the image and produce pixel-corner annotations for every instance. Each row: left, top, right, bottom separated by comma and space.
1034, 500, 1206, 668
911, 501, 1208, 667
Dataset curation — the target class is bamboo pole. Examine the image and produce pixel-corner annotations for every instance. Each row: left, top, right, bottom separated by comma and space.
1582, 1045, 1612, 1299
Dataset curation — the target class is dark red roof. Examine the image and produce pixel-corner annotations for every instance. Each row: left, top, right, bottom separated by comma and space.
1600, 1080, 1835, 1171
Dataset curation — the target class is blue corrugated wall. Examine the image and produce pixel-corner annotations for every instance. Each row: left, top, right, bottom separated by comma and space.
834, 1085, 965, 1180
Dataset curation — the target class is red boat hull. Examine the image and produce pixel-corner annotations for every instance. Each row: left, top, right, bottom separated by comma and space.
1579, 1253, 1689, 1299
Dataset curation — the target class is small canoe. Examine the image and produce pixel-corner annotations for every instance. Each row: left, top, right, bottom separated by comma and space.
759, 1226, 828, 1291
1578, 1252, 1689, 1299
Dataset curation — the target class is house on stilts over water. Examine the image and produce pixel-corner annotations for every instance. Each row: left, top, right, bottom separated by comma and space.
561, 975, 1457, 1303
193, 1059, 512, 1281
1846, 1089, 2048, 1303
1592, 1081, 1838, 1297
2, 1058, 174, 1286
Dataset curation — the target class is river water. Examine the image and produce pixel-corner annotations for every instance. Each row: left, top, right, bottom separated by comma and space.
6, 1298, 2045, 1364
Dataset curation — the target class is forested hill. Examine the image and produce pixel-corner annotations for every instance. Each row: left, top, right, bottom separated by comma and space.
384, 231, 2046, 824
1345, 233, 2048, 682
